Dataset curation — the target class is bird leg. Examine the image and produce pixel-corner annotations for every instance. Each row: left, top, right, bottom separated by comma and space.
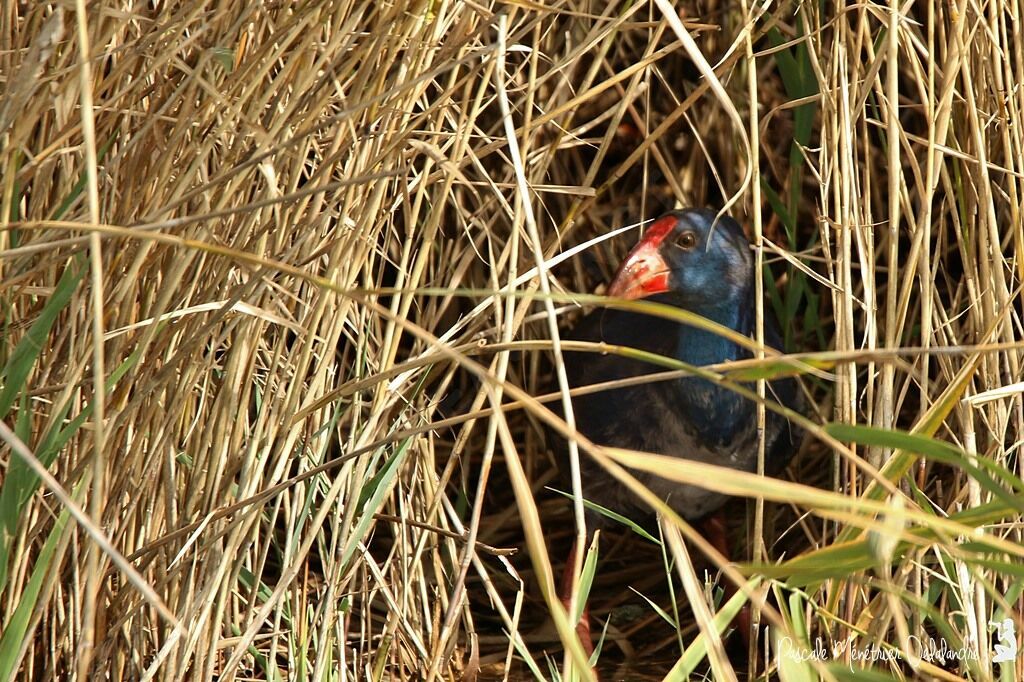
559, 539, 594, 659
699, 513, 752, 648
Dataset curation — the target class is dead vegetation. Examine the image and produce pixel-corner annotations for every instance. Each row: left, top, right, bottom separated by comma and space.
1, 1, 1022, 680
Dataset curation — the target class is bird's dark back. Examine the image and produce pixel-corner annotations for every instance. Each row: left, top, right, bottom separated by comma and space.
549, 301, 801, 525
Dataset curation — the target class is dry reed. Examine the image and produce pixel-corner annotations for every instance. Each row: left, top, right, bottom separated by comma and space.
1, 1, 1022, 680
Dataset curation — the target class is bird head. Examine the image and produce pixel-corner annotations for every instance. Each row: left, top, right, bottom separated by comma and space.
607, 209, 753, 310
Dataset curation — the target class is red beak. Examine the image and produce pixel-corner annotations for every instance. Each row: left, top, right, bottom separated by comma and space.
606, 216, 677, 299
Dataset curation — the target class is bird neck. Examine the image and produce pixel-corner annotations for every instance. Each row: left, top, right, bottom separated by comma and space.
670, 297, 753, 446
673, 297, 750, 366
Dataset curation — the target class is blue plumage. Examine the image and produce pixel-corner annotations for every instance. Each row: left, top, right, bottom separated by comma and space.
561, 208, 801, 525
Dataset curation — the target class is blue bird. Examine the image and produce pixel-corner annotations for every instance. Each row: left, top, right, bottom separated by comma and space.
557, 208, 802, 652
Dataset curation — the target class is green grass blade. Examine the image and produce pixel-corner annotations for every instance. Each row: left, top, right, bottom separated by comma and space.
0, 257, 85, 419
834, 351, 983, 545
574, 534, 599, 624
664, 577, 760, 680
0, 338, 143, 595
547, 487, 660, 544
338, 438, 412, 572
0, 506, 70, 681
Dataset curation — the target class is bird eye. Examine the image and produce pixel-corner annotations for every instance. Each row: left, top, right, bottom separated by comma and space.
677, 231, 697, 250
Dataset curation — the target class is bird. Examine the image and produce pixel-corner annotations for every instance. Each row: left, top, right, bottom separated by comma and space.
555, 207, 802, 653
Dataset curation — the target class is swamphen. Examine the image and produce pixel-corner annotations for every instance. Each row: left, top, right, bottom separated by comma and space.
558, 208, 802, 653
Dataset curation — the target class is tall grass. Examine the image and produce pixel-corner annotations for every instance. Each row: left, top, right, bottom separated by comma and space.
1, 1, 1022, 680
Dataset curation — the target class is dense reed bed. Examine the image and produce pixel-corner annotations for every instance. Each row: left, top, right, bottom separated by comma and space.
1, 1, 1022, 679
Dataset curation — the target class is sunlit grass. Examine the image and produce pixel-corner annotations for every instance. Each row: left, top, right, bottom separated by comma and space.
1, 1, 1022, 680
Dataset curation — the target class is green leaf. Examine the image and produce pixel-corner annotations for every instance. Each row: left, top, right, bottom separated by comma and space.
748, 496, 1022, 587
210, 46, 235, 71
574, 534, 599, 624
750, 540, 878, 585
629, 586, 678, 629
722, 358, 811, 382
48, 135, 117, 221
547, 487, 660, 544
338, 438, 412, 572
825, 424, 1024, 512
588, 617, 610, 668
0, 337, 143, 595
774, 625, 817, 682
0, 257, 85, 419
0, 506, 70, 681
664, 577, 761, 680
833, 352, 983, 547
